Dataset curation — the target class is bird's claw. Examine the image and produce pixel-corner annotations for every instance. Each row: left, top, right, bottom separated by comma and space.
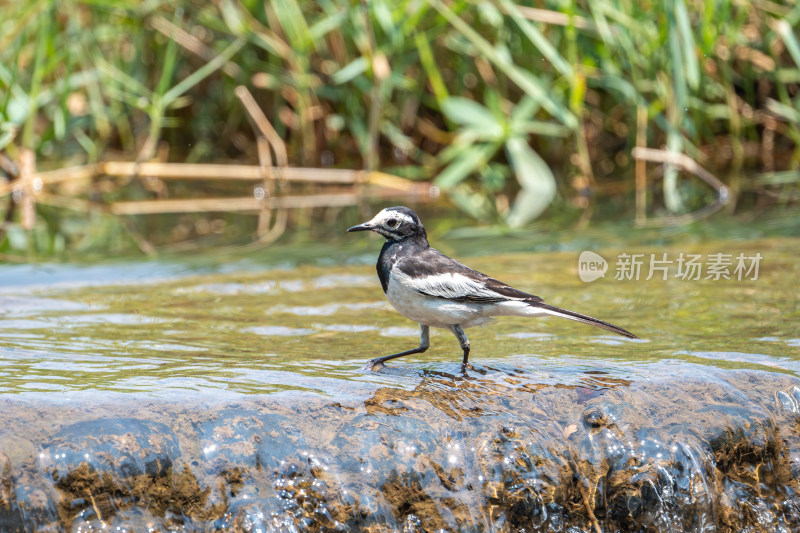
363, 358, 385, 372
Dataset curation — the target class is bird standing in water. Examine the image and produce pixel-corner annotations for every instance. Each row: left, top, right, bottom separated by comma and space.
347, 206, 637, 369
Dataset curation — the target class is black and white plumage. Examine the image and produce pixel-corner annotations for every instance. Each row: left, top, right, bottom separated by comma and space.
347, 206, 637, 369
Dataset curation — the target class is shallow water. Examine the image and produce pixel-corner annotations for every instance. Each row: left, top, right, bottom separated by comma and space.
1, 236, 799, 531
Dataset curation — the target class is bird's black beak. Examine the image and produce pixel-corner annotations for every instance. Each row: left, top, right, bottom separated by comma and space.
347, 222, 373, 233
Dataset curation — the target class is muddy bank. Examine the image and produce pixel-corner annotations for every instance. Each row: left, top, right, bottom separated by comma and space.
1, 366, 799, 532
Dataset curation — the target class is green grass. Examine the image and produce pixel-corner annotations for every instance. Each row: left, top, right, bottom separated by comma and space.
0, 0, 799, 254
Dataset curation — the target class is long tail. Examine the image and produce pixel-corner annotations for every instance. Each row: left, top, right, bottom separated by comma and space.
534, 303, 639, 339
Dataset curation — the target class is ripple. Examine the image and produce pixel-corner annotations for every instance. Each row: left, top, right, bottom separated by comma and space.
503, 332, 555, 340
759, 336, 800, 348
380, 327, 419, 337
312, 324, 379, 333
174, 281, 277, 295
678, 350, 798, 370
276, 280, 306, 292
268, 301, 386, 316
172, 275, 375, 297
311, 274, 374, 289
588, 335, 650, 346
53, 313, 171, 326
0, 296, 91, 317
244, 326, 316, 336
0, 319, 51, 330
133, 341, 208, 352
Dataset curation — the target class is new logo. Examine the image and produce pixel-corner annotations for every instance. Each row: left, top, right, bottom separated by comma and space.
578, 251, 607, 282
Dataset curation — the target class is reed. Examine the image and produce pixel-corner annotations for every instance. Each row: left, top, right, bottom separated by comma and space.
0, 0, 798, 254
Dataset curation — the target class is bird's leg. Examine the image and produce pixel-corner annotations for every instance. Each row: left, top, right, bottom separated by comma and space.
365, 324, 430, 370
449, 325, 471, 368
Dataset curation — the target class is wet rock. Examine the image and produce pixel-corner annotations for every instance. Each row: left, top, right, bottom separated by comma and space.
0, 435, 35, 468
200, 408, 358, 531
568, 377, 800, 532
2, 369, 800, 531
37, 418, 214, 528
473, 421, 566, 531
776, 390, 798, 414
0, 483, 60, 533
71, 505, 196, 532
0, 446, 59, 532
199, 409, 306, 472
217, 495, 345, 532
215, 498, 273, 531
582, 406, 610, 428
41, 418, 180, 483
328, 410, 467, 530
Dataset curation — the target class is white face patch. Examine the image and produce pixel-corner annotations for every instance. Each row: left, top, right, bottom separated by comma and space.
368, 209, 415, 229
365, 209, 418, 239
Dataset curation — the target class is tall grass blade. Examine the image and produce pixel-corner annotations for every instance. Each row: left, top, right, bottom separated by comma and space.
497, 0, 573, 78
430, 0, 577, 130
674, 0, 699, 89
155, 11, 182, 96
272, 0, 314, 52
162, 37, 245, 106
415, 32, 449, 105
775, 19, 800, 69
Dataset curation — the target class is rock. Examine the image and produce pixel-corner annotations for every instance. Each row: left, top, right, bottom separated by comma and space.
41, 418, 180, 483
2, 369, 800, 531
70, 505, 196, 532
0, 483, 60, 533
198, 409, 305, 472
216, 496, 345, 532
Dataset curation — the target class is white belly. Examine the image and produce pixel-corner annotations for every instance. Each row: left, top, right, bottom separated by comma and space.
384, 269, 549, 329
385, 274, 490, 329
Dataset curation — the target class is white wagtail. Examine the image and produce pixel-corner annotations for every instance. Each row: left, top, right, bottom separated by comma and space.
348, 206, 638, 369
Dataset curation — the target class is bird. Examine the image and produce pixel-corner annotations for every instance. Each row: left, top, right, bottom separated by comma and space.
347, 206, 638, 369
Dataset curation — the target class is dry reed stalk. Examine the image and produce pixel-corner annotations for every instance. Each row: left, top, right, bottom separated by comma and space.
235, 85, 289, 245
0, 163, 417, 196
111, 193, 356, 215
110, 184, 432, 215
632, 147, 730, 227
235, 86, 288, 166
102, 162, 366, 183
18, 149, 36, 230
150, 16, 241, 78
35, 193, 94, 212
0, 164, 97, 196
234, 85, 289, 247
509, 6, 594, 31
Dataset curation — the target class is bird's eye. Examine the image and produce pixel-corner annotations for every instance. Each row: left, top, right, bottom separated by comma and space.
386, 218, 399, 228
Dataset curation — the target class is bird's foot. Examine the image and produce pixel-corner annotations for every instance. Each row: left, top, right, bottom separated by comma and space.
363, 358, 386, 372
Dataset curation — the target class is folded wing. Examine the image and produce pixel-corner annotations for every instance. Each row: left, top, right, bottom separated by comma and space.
397, 249, 543, 304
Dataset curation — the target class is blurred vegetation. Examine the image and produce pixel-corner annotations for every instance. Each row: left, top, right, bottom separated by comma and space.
1, 0, 799, 257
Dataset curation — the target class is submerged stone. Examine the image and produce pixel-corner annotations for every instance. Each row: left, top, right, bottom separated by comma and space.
0, 483, 60, 533
0, 369, 799, 531
199, 409, 305, 472
41, 418, 180, 483
71, 506, 197, 532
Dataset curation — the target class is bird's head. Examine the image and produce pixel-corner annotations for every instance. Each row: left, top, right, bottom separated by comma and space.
347, 206, 426, 242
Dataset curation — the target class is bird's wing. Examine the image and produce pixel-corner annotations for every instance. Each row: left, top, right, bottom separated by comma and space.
395, 248, 543, 303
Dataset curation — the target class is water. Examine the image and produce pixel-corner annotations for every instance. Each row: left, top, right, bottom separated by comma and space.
0, 235, 799, 531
